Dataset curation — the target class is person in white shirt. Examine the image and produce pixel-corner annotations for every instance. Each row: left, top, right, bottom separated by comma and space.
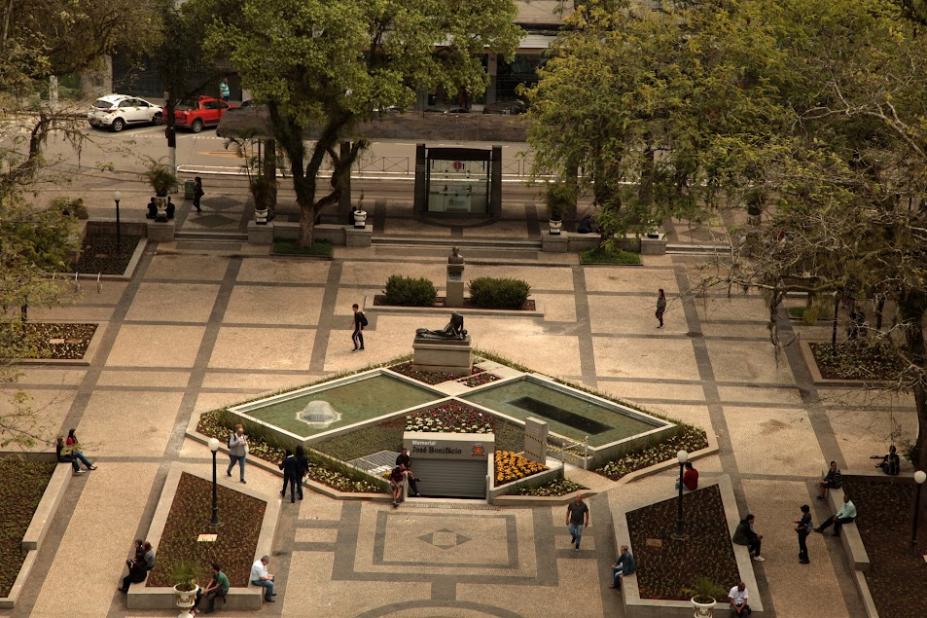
250, 555, 275, 602
728, 581, 751, 616
815, 494, 857, 537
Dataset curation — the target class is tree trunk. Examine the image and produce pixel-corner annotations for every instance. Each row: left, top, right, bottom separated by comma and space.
898, 289, 927, 466
262, 139, 277, 220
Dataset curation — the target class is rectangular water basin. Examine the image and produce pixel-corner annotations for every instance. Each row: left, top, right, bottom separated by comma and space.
463, 375, 665, 447
229, 371, 441, 440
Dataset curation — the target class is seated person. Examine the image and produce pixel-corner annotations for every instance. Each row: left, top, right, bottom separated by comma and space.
683, 462, 699, 491
119, 541, 149, 593
815, 495, 857, 537
876, 445, 900, 476
166, 197, 176, 219
729, 582, 752, 616
146, 198, 158, 220
609, 545, 636, 589
577, 214, 595, 234
732, 514, 764, 561
389, 465, 405, 508
817, 460, 843, 500
396, 448, 420, 497
55, 436, 81, 474
194, 562, 229, 615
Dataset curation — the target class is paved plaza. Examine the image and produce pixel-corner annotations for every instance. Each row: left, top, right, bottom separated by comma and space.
1, 192, 914, 618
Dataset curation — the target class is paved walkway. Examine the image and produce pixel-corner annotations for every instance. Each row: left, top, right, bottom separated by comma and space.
1, 193, 915, 617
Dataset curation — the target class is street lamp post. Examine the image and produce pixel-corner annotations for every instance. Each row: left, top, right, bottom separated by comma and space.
208, 438, 220, 526
113, 191, 122, 252
672, 449, 689, 540
912, 470, 926, 547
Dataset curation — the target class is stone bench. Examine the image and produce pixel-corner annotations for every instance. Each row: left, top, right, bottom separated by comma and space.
827, 487, 870, 573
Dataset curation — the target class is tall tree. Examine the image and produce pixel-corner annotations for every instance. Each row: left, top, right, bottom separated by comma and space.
210, 0, 522, 246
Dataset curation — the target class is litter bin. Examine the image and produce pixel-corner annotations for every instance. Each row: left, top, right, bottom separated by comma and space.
183, 179, 196, 200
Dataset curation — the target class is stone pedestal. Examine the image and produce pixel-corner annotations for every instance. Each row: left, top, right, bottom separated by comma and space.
412, 336, 472, 376
345, 225, 372, 247
147, 221, 175, 242
541, 231, 569, 253
247, 221, 274, 244
446, 268, 465, 307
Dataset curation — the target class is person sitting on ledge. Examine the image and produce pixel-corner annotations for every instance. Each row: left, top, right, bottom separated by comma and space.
609, 545, 636, 589
817, 460, 843, 500
876, 445, 900, 476
732, 513, 764, 562
815, 494, 857, 537
146, 198, 158, 220
729, 581, 752, 616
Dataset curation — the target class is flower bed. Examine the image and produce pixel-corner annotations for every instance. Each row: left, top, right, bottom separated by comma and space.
494, 450, 547, 485
627, 485, 739, 600
843, 475, 927, 618
147, 473, 263, 587
810, 341, 904, 381
0, 458, 56, 597
72, 232, 142, 275
390, 362, 485, 385
197, 410, 383, 493
595, 425, 708, 480
517, 478, 587, 497
0, 323, 97, 360
405, 400, 494, 433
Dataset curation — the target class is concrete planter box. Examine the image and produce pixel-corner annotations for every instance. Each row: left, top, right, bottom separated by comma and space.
247, 220, 274, 244
613, 476, 764, 617
0, 454, 71, 609
126, 463, 281, 611
78, 219, 148, 280
15, 320, 107, 367
541, 231, 599, 253
270, 221, 371, 247
640, 233, 667, 255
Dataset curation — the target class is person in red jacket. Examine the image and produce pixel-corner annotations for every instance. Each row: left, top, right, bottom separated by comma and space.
683, 462, 699, 491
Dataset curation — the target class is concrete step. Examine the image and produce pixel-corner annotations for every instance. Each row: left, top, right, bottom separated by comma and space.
666, 243, 730, 255
175, 230, 249, 241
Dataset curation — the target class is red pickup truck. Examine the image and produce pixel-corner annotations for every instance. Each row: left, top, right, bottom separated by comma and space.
171, 96, 236, 132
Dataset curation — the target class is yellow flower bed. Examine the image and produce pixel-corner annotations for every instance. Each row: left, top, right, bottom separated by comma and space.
494, 450, 548, 485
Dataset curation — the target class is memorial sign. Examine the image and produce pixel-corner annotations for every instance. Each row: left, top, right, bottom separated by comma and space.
524, 417, 548, 463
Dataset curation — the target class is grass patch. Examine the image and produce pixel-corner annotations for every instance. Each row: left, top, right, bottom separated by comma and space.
0, 457, 57, 597
273, 239, 332, 257
787, 305, 833, 321
580, 246, 642, 265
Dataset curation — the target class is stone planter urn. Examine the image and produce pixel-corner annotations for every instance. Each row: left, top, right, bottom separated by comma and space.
691, 596, 716, 618
548, 218, 562, 235
353, 209, 368, 229
154, 195, 168, 223
174, 584, 199, 618
255, 207, 269, 224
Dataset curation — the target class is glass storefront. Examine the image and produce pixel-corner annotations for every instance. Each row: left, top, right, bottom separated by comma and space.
425, 149, 492, 214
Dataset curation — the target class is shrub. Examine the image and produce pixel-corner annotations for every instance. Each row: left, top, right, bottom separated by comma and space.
51, 197, 88, 220
273, 239, 332, 257
468, 277, 530, 309
580, 246, 642, 265
384, 275, 437, 306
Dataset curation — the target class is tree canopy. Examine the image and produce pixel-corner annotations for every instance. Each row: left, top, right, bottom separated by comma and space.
209, 0, 523, 245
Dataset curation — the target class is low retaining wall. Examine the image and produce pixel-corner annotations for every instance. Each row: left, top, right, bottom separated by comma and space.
541, 231, 667, 255
0, 455, 71, 609
487, 456, 563, 503
831, 472, 883, 618
249, 220, 372, 247
126, 463, 280, 611
614, 476, 764, 617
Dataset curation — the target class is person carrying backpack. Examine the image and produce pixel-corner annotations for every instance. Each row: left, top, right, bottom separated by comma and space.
352, 303, 367, 351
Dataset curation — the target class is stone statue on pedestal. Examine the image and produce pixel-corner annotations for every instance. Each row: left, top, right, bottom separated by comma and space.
415, 312, 467, 341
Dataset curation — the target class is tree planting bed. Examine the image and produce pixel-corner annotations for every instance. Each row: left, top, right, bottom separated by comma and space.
0, 323, 97, 360
146, 473, 263, 588
0, 458, 56, 597
72, 232, 142, 275
842, 475, 927, 618
809, 341, 904, 381
627, 485, 740, 600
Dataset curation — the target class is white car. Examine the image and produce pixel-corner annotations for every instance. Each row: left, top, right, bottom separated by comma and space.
87, 94, 163, 132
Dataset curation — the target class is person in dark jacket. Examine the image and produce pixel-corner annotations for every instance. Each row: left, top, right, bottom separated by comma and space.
817, 461, 843, 500
794, 504, 813, 564
193, 176, 204, 213
609, 545, 636, 588
655, 289, 667, 328
396, 448, 420, 497
732, 514, 764, 561
278, 449, 294, 500
293, 445, 309, 500
146, 198, 158, 219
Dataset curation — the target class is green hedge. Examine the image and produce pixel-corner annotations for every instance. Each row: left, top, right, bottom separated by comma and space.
468, 277, 530, 309
580, 246, 641, 265
273, 239, 332, 257
384, 275, 437, 306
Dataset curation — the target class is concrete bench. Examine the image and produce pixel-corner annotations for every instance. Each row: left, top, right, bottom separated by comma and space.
827, 487, 870, 573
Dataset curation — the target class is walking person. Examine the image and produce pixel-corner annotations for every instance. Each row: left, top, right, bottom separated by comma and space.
226, 424, 248, 483
566, 495, 590, 551
655, 288, 667, 328
389, 464, 405, 508
293, 445, 309, 501
352, 303, 367, 351
64, 429, 97, 471
794, 504, 813, 564
192, 176, 204, 213
815, 494, 857, 537
250, 556, 276, 602
732, 513, 765, 561
278, 448, 294, 500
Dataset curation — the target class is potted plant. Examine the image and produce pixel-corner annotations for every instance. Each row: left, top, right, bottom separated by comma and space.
142, 161, 178, 222
546, 182, 574, 235
171, 560, 202, 618
250, 174, 274, 225
683, 577, 726, 618
353, 191, 368, 229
